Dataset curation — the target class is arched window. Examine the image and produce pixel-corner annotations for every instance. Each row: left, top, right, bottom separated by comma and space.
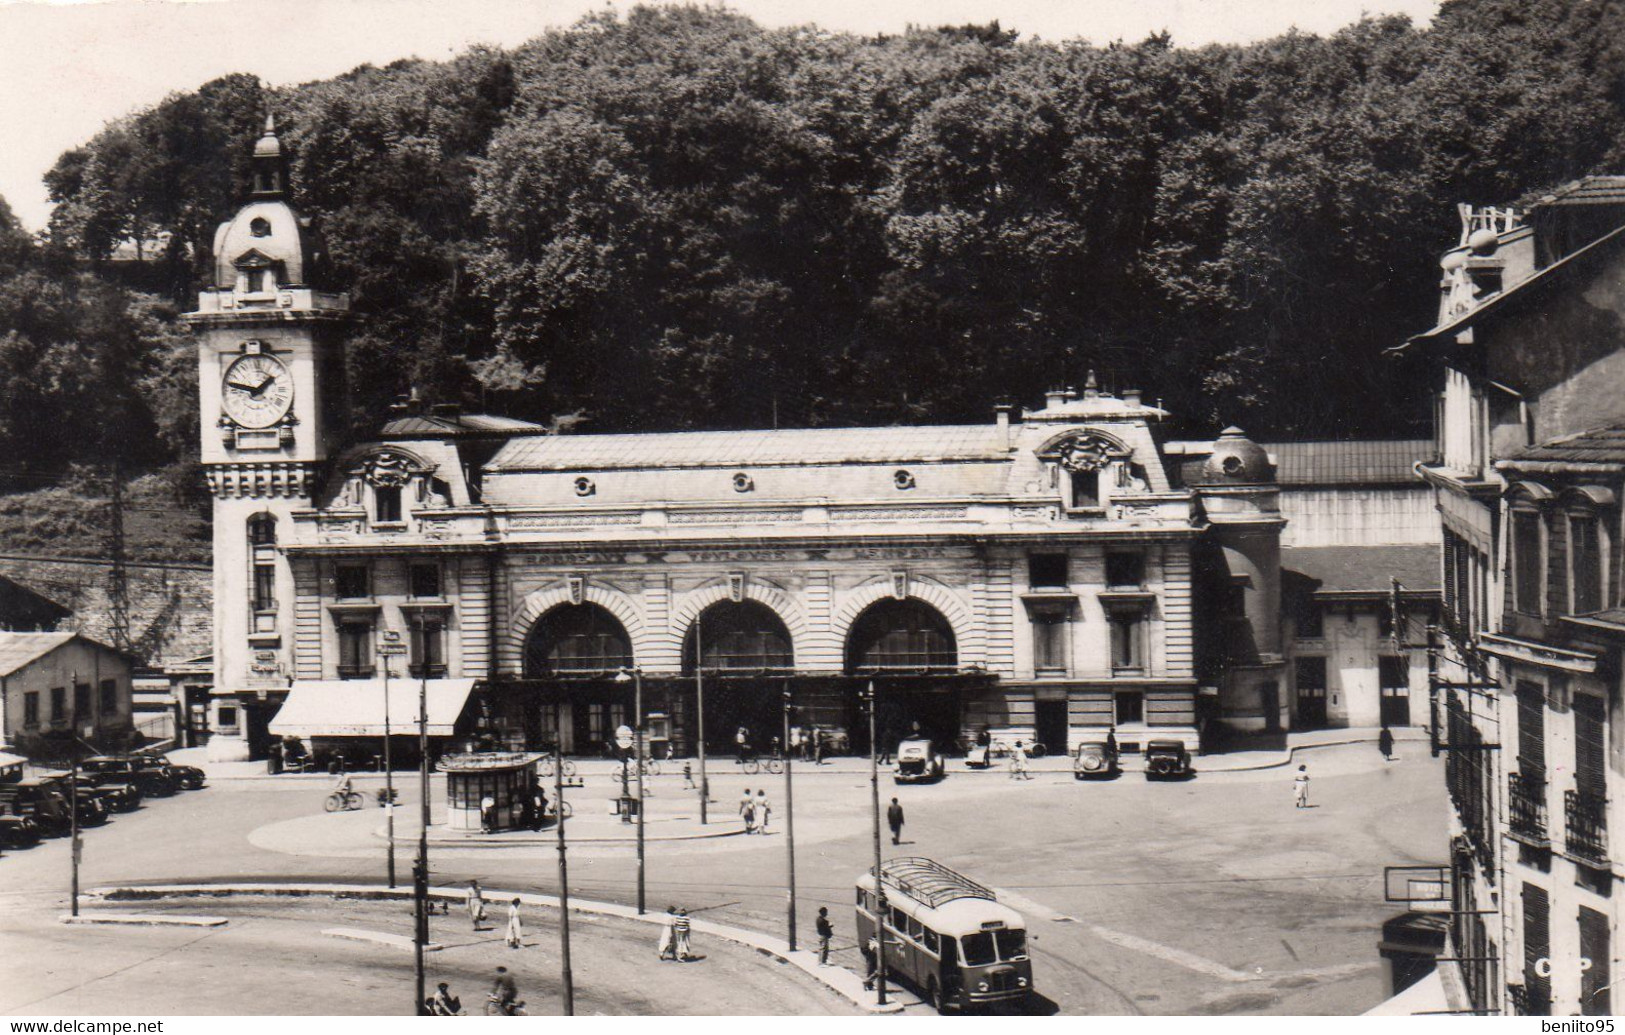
524, 604, 632, 675
247, 513, 277, 545
683, 601, 793, 671
845, 599, 957, 671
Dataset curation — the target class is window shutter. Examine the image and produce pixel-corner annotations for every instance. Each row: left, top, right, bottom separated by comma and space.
1517, 682, 1546, 777
1522, 883, 1551, 1015
1580, 906, 1611, 1016
1574, 694, 1606, 800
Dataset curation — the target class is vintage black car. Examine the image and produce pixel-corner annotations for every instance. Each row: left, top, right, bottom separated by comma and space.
70, 773, 141, 812
0, 781, 77, 836
894, 739, 947, 784
0, 812, 41, 848
1143, 740, 1194, 780
82, 757, 178, 798
1072, 741, 1120, 779
139, 754, 206, 790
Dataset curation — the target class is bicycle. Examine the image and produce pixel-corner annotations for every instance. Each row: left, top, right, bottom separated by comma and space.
538, 758, 578, 779
545, 800, 573, 820
740, 755, 783, 776
324, 789, 364, 812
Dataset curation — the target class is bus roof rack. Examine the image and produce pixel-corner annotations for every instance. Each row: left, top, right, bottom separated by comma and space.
877, 857, 997, 908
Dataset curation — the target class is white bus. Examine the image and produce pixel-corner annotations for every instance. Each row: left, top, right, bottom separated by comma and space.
855, 857, 1032, 1012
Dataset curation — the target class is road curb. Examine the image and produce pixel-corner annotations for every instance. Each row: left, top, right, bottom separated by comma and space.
86, 882, 903, 1014
60, 912, 228, 927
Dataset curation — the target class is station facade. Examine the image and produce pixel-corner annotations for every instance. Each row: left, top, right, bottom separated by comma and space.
192, 119, 1421, 763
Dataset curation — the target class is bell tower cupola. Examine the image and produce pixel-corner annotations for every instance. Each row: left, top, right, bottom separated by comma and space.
251, 113, 287, 198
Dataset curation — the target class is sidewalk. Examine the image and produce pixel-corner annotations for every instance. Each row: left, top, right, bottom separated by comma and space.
88, 881, 901, 1013
177, 726, 1424, 782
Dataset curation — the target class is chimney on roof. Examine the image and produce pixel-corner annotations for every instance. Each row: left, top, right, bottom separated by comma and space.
431, 402, 462, 422
1044, 387, 1069, 409
1082, 370, 1100, 400
1123, 388, 1142, 407
994, 402, 1015, 446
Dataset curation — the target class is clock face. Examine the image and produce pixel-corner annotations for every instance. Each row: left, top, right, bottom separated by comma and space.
221, 354, 293, 429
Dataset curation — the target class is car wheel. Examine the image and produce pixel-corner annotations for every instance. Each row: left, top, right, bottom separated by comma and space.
928, 978, 947, 1014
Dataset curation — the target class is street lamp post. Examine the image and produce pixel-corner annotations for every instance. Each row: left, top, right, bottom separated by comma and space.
380, 631, 405, 889
782, 680, 796, 952
615, 667, 646, 915
694, 615, 709, 825
69, 758, 80, 917
866, 681, 888, 1007
554, 701, 575, 1015
412, 616, 430, 1014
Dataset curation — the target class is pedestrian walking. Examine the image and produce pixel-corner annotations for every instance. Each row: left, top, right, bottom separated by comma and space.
814, 729, 826, 765
861, 935, 879, 990
740, 788, 756, 833
505, 897, 524, 948
480, 794, 496, 833
887, 796, 905, 845
531, 787, 547, 831
467, 879, 489, 931
736, 726, 750, 762
755, 788, 771, 833
682, 759, 695, 789
1106, 725, 1119, 764
816, 906, 834, 966
1010, 740, 1032, 780
486, 966, 517, 1015
674, 907, 693, 960
1378, 725, 1395, 762
658, 905, 678, 960
1293, 764, 1310, 808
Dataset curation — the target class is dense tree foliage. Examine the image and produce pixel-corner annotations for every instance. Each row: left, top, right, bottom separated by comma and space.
15, 0, 1625, 491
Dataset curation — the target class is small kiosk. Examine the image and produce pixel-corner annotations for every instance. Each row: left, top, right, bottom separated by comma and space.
438, 751, 544, 831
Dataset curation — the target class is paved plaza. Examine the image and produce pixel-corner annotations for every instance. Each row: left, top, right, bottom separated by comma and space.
0, 736, 1446, 1015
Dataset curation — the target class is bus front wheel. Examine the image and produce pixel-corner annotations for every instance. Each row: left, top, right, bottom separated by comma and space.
927, 978, 948, 1014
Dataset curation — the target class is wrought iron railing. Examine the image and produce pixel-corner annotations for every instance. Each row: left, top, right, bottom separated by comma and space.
1508, 771, 1548, 843
337, 664, 376, 681
1565, 789, 1608, 864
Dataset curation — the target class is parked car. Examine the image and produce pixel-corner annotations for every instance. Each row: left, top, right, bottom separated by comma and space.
81, 757, 177, 798
0, 812, 41, 849
1144, 740, 1193, 780
138, 753, 206, 790
1073, 741, 1120, 780
0, 781, 76, 836
69, 773, 141, 812
895, 739, 947, 783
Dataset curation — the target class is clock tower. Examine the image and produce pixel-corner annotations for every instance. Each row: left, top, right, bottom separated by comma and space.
186, 114, 350, 760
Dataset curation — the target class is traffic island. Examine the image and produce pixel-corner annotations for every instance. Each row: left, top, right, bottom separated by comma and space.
60, 912, 228, 927
85, 882, 901, 1013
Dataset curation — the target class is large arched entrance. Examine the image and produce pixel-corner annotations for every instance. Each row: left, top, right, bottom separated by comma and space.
844, 598, 962, 754
683, 600, 794, 755
524, 603, 633, 754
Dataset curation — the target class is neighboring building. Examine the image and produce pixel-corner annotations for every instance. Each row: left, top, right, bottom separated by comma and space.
1402, 180, 1625, 1016
0, 631, 135, 758
0, 573, 70, 631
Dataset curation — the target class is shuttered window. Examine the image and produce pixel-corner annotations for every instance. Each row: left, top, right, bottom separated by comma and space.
1580, 906, 1611, 1016
1574, 694, 1607, 800
1517, 681, 1546, 778
1523, 883, 1551, 1015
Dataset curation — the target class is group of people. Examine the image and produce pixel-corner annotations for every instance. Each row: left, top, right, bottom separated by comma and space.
478, 787, 550, 834
466, 879, 526, 949
739, 787, 772, 833
813, 907, 880, 990
656, 905, 697, 961
787, 725, 831, 764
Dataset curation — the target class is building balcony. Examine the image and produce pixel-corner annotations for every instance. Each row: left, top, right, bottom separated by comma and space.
337, 665, 376, 681
1507, 771, 1548, 844
1564, 788, 1608, 865
408, 664, 448, 680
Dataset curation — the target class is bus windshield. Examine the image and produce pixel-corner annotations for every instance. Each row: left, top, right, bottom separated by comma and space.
961, 933, 997, 966
961, 929, 1027, 966
996, 929, 1027, 960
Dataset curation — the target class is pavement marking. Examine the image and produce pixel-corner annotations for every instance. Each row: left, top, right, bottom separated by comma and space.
1086, 924, 1255, 983
322, 926, 443, 952
59, 912, 228, 928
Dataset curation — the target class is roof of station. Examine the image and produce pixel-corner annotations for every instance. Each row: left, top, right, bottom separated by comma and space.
1280, 544, 1441, 597
0, 631, 121, 676
1502, 422, 1625, 468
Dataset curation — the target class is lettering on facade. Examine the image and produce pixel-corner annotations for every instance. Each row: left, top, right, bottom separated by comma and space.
849, 547, 951, 560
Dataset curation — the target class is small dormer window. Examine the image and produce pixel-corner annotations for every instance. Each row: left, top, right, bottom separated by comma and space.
249, 217, 272, 238
245, 268, 267, 293
374, 485, 402, 523
1070, 469, 1100, 509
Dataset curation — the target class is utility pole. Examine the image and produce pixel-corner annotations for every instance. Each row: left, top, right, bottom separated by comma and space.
634, 669, 645, 915
866, 681, 888, 1006
412, 620, 429, 1015
380, 632, 406, 889
783, 680, 796, 952
69, 759, 80, 917
554, 702, 575, 1015
695, 615, 709, 825
106, 463, 131, 654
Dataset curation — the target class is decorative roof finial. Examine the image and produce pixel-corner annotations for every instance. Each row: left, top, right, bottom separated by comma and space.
1083, 369, 1099, 399
250, 108, 287, 197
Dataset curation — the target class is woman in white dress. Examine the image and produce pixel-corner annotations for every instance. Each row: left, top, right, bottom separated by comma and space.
505, 897, 524, 949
